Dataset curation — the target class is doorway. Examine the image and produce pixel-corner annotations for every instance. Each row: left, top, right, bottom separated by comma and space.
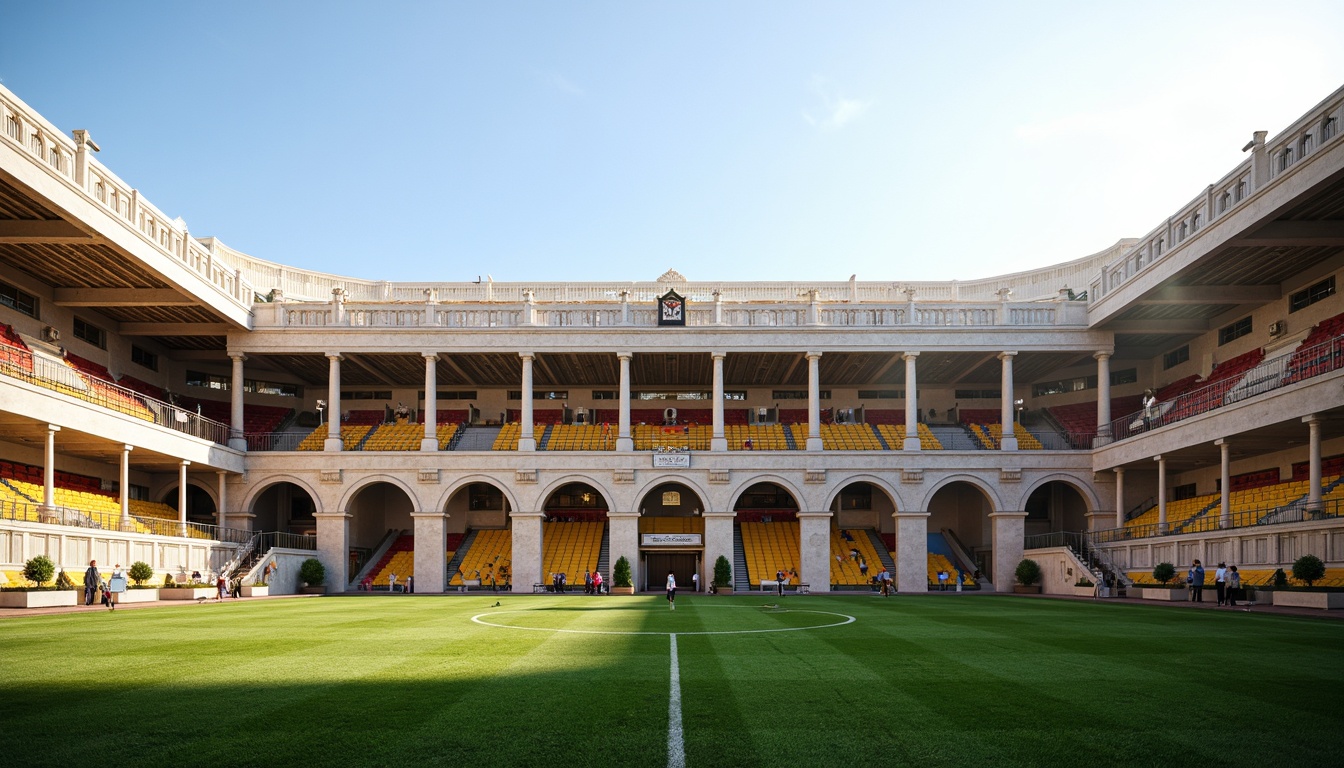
644, 552, 698, 592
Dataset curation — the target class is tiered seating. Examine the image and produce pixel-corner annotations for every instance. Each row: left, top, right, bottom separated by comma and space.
1047, 395, 1143, 436
541, 521, 603, 584
1125, 474, 1343, 534
740, 520, 800, 585
491, 424, 545, 450
545, 424, 615, 451
1284, 311, 1344, 383
62, 353, 155, 422
778, 408, 808, 425
115, 375, 167, 400
873, 423, 942, 449
958, 408, 999, 425
362, 424, 424, 451
170, 396, 291, 434
788, 423, 884, 450
450, 528, 512, 585
633, 424, 711, 450
973, 423, 1045, 450
864, 409, 905, 425
436, 423, 460, 449
927, 554, 974, 586
1126, 492, 1218, 531
343, 410, 386, 425
366, 534, 414, 588
296, 424, 372, 451
640, 516, 704, 534
727, 424, 793, 450
968, 423, 996, 449
128, 499, 180, 521
1162, 349, 1265, 423
0, 323, 33, 371
830, 528, 883, 585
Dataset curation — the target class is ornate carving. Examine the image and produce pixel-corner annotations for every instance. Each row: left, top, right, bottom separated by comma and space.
708, 469, 730, 484
515, 469, 537, 484
613, 469, 635, 484
901, 469, 923, 484
417, 469, 440, 483
656, 268, 687, 283
1000, 468, 1022, 483
319, 469, 342, 484
805, 470, 826, 484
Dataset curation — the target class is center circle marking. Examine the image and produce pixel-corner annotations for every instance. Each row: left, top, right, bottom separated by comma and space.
470, 606, 856, 636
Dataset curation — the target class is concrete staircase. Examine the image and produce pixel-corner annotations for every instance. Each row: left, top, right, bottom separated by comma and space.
452, 425, 501, 451
733, 520, 750, 591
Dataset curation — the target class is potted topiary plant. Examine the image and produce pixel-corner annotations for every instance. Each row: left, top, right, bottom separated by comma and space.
300, 558, 327, 594
119, 561, 160, 603
1013, 558, 1042, 594
610, 556, 634, 595
1139, 562, 1188, 601
1274, 555, 1342, 609
712, 555, 733, 595
0, 555, 77, 608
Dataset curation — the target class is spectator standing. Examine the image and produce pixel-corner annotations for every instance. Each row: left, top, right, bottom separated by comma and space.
584, 571, 593, 595
108, 564, 127, 610
216, 572, 227, 601
1188, 560, 1205, 602
1214, 562, 1228, 606
776, 569, 786, 597
389, 572, 397, 593
937, 569, 948, 591
1227, 566, 1242, 607
406, 575, 413, 594
666, 571, 677, 610
692, 572, 699, 592
859, 559, 869, 581
593, 570, 603, 595
83, 560, 100, 606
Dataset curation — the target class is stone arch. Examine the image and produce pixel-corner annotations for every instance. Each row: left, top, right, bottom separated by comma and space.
158, 479, 219, 522
725, 475, 806, 513
435, 474, 520, 516
1018, 474, 1101, 514
918, 474, 1004, 512
240, 474, 323, 516
337, 474, 421, 513
631, 475, 713, 514
535, 474, 614, 515
821, 474, 901, 514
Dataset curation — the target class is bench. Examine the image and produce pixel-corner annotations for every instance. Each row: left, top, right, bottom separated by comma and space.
758, 580, 809, 595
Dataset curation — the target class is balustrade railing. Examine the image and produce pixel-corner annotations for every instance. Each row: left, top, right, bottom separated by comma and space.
0, 498, 254, 543
1089, 497, 1343, 543
1108, 334, 1344, 442
259, 299, 1088, 330
0, 348, 231, 445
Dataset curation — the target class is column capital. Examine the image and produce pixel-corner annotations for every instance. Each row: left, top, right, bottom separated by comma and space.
987, 510, 1029, 520
1214, 438, 1230, 447
423, 351, 439, 360
1153, 454, 1163, 462
1092, 350, 1111, 361
617, 351, 633, 360
710, 351, 726, 360
122, 444, 134, 453
519, 352, 535, 361
179, 459, 191, 468
902, 351, 919, 360
1302, 413, 1321, 425
998, 350, 1018, 360
1114, 466, 1125, 475
229, 353, 248, 362
46, 424, 61, 433
892, 510, 931, 519
805, 351, 823, 360
410, 511, 447, 519
325, 352, 343, 361
796, 511, 833, 519
215, 469, 227, 477
312, 512, 353, 520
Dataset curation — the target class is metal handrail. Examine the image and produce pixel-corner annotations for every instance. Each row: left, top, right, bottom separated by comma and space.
1089, 497, 1343, 543
0, 497, 314, 547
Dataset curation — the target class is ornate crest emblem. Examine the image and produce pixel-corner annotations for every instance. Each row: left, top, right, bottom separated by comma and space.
658, 289, 686, 326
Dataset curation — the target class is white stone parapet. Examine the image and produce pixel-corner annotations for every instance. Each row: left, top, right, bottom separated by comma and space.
255, 298, 1090, 329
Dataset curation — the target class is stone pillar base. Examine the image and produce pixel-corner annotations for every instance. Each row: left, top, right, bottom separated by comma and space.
420, 438, 439, 452
893, 512, 929, 592
903, 437, 921, 451
710, 437, 727, 452
412, 512, 446, 592
517, 437, 536, 452
323, 438, 343, 451
1000, 437, 1019, 451
228, 437, 247, 451
805, 437, 823, 452
616, 437, 633, 452
798, 512, 832, 591
509, 513, 543, 591
990, 511, 1027, 591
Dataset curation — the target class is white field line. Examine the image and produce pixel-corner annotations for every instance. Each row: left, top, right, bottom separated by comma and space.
668, 633, 685, 768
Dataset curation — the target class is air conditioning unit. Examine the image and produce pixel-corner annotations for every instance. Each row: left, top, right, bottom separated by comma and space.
1268, 320, 1285, 338
41, 326, 60, 342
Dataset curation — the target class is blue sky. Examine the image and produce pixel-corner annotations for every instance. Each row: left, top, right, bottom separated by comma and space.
3, 2, 1342, 284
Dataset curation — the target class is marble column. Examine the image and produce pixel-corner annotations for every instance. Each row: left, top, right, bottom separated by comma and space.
1155, 454, 1167, 533
798, 512, 832, 591
42, 424, 59, 510
617, 352, 634, 451
903, 353, 920, 451
999, 352, 1018, 450
229, 354, 247, 450
178, 460, 190, 536
518, 353, 536, 451
1217, 439, 1231, 528
806, 353, 823, 451
702, 513, 736, 590
1114, 467, 1125, 529
1305, 414, 1322, 511
314, 512, 351, 593
422, 352, 439, 452
892, 511, 929, 592
1094, 351, 1112, 445
324, 353, 343, 451
711, 352, 727, 452
990, 511, 1028, 589
412, 511, 447, 592
119, 444, 132, 524
509, 511, 543, 591
606, 512, 640, 587
216, 470, 227, 530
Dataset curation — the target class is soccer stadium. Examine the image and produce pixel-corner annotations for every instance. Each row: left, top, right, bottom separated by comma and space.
1, 57, 1343, 768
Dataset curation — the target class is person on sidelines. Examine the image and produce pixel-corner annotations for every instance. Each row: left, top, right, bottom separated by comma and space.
389, 572, 397, 593
937, 569, 948, 591
1214, 562, 1228, 606
776, 569, 786, 597
405, 575, 413, 594
584, 570, 593, 595
1226, 566, 1242, 607
593, 569, 603, 595
1187, 560, 1205, 602
83, 560, 100, 606
666, 571, 677, 610
692, 571, 699, 592
215, 572, 227, 601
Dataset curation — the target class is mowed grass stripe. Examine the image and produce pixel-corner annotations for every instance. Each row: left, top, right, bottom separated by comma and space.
1, 594, 1341, 767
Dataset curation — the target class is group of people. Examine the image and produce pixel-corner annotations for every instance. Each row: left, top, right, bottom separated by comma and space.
1187, 559, 1245, 606
82, 560, 126, 610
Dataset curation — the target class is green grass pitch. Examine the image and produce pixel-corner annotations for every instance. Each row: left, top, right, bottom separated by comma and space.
1, 594, 1341, 766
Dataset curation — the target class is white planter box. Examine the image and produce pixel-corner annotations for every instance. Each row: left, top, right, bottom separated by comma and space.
1270, 591, 1344, 610
1141, 587, 1189, 601
159, 587, 219, 600
118, 588, 160, 603
1071, 586, 1098, 597
0, 590, 78, 608
240, 586, 269, 597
